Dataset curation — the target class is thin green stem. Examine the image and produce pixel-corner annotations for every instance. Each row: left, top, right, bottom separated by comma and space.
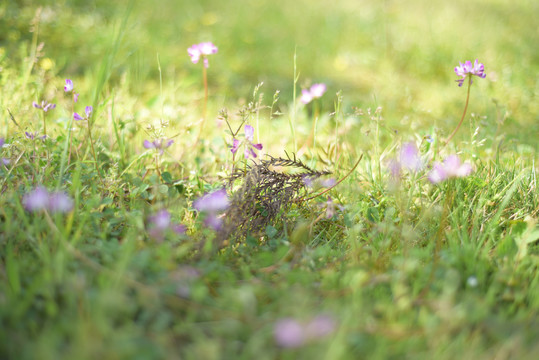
446, 76, 472, 145
86, 118, 100, 178
289, 49, 298, 153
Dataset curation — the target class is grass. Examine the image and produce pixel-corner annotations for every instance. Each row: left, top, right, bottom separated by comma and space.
1, 0, 538, 359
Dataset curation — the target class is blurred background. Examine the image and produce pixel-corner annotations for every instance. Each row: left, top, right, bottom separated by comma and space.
1, 0, 538, 149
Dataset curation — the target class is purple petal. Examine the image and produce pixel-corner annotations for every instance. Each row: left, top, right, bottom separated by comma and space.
204, 214, 223, 231
230, 138, 240, 154
428, 162, 447, 184
187, 45, 201, 64
43, 103, 56, 112
193, 189, 229, 213
25, 132, 35, 140
149, 209, 171, 230
310, 83, 327, 98
305, 315, 336, 339
198, 42, 218, 55
0, 138, 4, 147
252, 143, 263, 150
164, 139, 174, 148
64, 79, 74, 92
400, 142, 422, 172
143, 140, 156, 149
74, 93, 79, 103
172, 224, 186, 235
48, 192, 74, 213
300, 89, 313, 104
244, 147, 257, 159
73, 112, 84, 121
33, 101, 41, 109
274, 319, 305, 348
23, 186, 50, 212
244, 125, 255, 142
85, 106, 93, 118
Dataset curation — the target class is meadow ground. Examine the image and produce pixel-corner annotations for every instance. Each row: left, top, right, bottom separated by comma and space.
1, 0, 538, 359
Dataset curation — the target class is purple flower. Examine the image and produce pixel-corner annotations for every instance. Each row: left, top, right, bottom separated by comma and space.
400, 142, 423, 172
274, 315, 336, 348
274, 318, 305, 348
48, 192, 75, 213
454, 59, 486, 87
143, 138, 174, 155
300, 83, 327, 104
188, 42, 218, 68
64, 79, 74, 92
230, 125, 263, 159
147, 209, 186, 240
73, 106, 93, 121
33, 100, 56, 112
22, 186, 73, 213
64, 79, 79, 102
193, 189, 229, 213
305, 315, 336, 339
23, 186, 50, 212
428, 155, 473, 184
193, 189, 229, 231
25, 131, 47, 141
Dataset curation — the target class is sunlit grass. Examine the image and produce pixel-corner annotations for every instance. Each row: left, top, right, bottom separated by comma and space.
0, 0, 538, 359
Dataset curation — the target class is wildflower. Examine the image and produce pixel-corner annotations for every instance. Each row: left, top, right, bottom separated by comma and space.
22, 186, 73, 213
454, 59, 486, 87
305, 315, 337, 339
300, 83, 327, 104
64, 79, 74, 92
274, 315, 336, 348
143, 138, 174, 155
230, 125, 263, 159
274, 318, 305, 348
400, 142, 423, 172
73, 106, 93, 121
64, 79, 79, 102
33, 100, 56, 112
193, 188, 229, 230
188, 42, 218, 68
428, 154, 473, 184
147, 209, 186, 240
25, 131, 47, 141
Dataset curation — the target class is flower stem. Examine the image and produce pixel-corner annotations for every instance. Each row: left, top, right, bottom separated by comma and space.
446, 76, 472, 144
155, 153, 162, 180
42, 112, 47, 136
86, 119, 100, 177
195, 65, 208, 146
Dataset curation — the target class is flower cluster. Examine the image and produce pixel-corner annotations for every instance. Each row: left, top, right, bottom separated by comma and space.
33, 100, 56, 112
25, 131, 47, 141
230, 125, 263, 159
428, 155, 473, 184
74, 106, 93, 121
387, 142, 423, 180
143, 138, 174, 155
187, 42, 218, 68
22, 186, 74, 213
147, 209, 186, 241
64, 79, 79, 102
274, 315, 336, 348
454, 59, 486, 87
300, 83, 326, 104
193, 189, 229, 230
